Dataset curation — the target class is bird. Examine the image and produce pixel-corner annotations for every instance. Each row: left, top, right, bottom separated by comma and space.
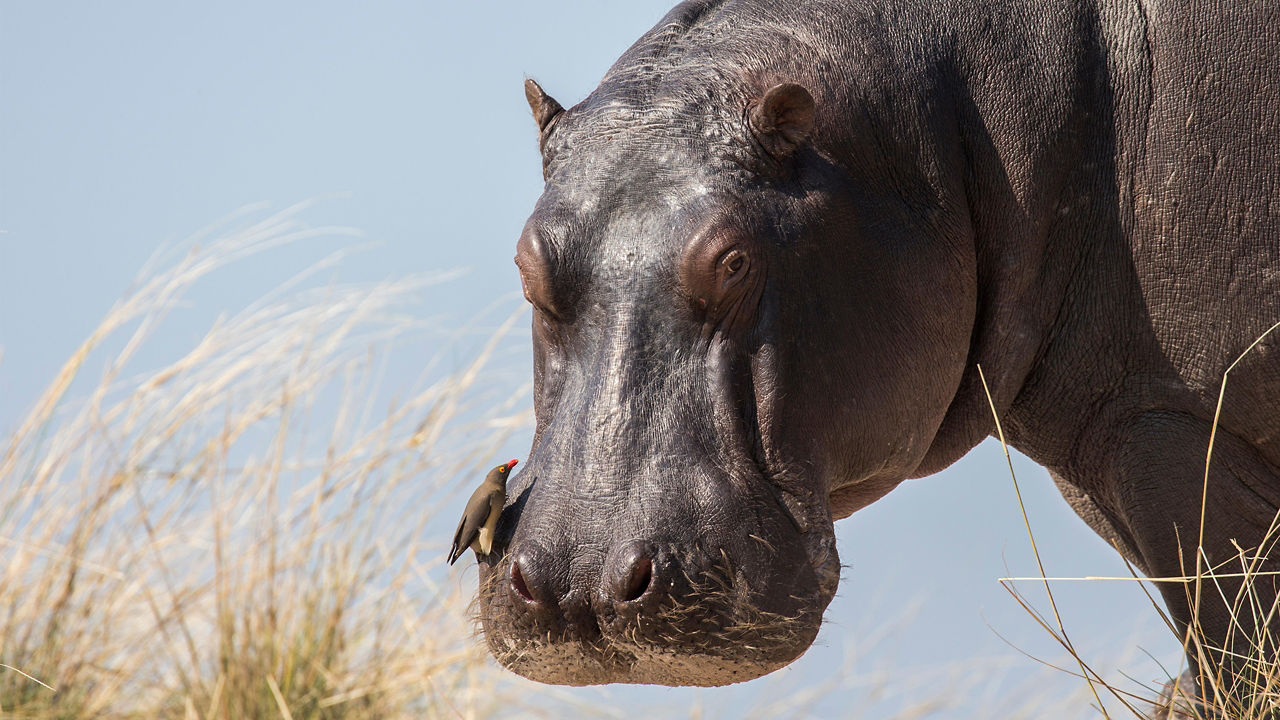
448, 459, 518, 565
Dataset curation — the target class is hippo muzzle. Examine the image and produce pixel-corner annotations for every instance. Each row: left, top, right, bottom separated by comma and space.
477, 453, 839, 686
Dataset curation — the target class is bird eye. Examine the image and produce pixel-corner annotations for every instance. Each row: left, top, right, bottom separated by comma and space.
499, 465, 507, 472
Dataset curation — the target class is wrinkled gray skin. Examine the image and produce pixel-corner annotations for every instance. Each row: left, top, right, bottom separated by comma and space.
479, 0, 1280, 703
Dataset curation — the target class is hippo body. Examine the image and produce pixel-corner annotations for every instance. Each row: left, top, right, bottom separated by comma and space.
483, 0, 1280, 695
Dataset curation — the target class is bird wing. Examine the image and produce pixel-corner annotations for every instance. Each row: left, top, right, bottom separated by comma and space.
448, 515, 470, 565
448, 485, 495, 565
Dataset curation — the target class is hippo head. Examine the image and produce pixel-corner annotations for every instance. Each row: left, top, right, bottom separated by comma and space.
476, 62, 973, 686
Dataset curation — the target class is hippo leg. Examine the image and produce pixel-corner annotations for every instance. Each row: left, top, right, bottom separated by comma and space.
1103, 411, 1280, 712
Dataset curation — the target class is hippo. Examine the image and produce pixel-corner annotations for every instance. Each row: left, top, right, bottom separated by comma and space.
478, 0, 1280, 705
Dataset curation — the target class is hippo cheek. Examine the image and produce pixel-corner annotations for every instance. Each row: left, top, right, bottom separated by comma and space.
475, 474, 838, 687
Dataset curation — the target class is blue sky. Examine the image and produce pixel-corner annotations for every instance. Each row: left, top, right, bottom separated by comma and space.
0, 3, 1180, 716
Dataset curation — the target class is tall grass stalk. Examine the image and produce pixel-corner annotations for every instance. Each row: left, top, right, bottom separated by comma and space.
0, 206, 531, 718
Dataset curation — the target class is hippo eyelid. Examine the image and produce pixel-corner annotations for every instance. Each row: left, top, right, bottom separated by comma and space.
717, 248, 751, 290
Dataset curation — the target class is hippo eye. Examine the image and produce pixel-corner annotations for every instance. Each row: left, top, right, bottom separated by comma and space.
717, 248, 751, 290
680, 228, 764, 333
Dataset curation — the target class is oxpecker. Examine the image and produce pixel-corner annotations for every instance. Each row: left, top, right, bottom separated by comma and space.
448, 459, 517, 565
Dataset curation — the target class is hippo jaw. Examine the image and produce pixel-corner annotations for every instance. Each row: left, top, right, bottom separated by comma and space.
480, 589, 824, 688
475, 483, 840, 686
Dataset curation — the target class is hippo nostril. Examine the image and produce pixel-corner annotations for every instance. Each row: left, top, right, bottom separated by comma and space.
621, 556, 653, 602
510, 559, 536, 604
605, 541, 660, 605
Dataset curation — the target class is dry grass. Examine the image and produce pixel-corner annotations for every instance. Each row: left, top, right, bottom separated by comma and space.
0, 204, 536, 718
980, 320, 1280, 720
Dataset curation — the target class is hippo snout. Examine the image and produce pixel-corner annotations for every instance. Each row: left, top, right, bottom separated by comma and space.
477, 466, 836, 686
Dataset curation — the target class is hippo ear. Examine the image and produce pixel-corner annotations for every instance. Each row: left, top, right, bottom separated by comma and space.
524, 78, 564, 134
748, 83, 815, 158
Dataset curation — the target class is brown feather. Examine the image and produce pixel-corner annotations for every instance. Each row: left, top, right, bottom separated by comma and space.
447, 462, 513, 565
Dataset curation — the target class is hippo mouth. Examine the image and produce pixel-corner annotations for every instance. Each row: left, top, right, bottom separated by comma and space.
475, 530, 837, 686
